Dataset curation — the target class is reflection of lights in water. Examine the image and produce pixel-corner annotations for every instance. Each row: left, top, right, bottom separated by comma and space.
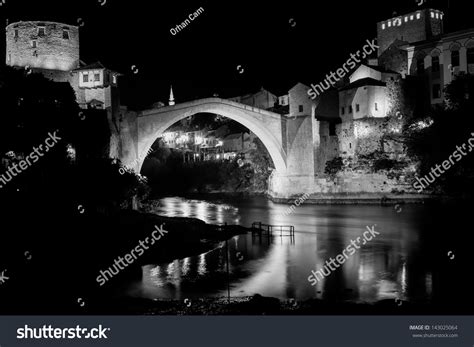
196, 202, 207, 223
166, 262, 175, 280
198, 253, 207, 276
401, 262, 407, 294
149, 265, 164, 286
376, 279, 398, 300
425, 272, 432, 296
181, 257, 190, 276
216, 204, 224, 224
358, 263, 374, 282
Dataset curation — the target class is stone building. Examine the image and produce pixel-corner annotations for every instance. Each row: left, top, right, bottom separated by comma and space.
5, 20, 121, 115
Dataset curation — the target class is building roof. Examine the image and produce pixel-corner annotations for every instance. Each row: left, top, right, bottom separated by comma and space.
360, 63, 398, 74
339, 78, 386, 91
74, 61, 106, 71
224, 133, 245, 140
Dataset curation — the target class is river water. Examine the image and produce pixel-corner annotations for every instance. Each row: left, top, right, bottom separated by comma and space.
126, 196, 453, 304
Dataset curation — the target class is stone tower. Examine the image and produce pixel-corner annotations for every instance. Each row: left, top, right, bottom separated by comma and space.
377, 8, 444, 56
6, 21, 80, 73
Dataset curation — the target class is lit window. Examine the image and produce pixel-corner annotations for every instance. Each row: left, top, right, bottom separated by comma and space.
440, 14, 443, 19
83, 74, 89, 83
436, 13, 439, 19
38, 27, 45, 37
416, 13, 421, 19
112, 75, 117, 84
388, 21, 391, 27
405, 16, 408, 22
298, 105, 303, 112
94, 73, 100, 81
410, 15, 414, 20
431, 12, 435, 18
382, 23, 385, 30
375, 103, 378, 111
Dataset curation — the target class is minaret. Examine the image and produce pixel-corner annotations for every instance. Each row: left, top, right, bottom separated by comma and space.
169, 85, 175, 106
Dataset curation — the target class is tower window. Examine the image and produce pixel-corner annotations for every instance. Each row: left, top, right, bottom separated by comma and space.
375, 102, 379, 111
388, 21, 391, 27
431, 12, 435, 18
112, 75, 117, 84
38, 27, 45, 37
63, 30, 69, 40
31, 40, 37, 48
298, 105, 303, 112
416, 13, 421, 19
83, 74, 89, 83
14, 29, 19, 38
404, 16, 408, 22
432, 56, 440, 72
94, 73, 100, 81
432, 84, 441, 99
356, 104, 360, 112
436, 13, 439, 19
410, 15, 414, 20
382, 23, 385, 30
451, 50, 460, 67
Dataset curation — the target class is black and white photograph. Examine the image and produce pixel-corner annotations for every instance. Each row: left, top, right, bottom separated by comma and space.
0, 0, 473, 345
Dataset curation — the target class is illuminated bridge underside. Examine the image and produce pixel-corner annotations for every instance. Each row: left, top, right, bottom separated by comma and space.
116, 97, 317, 198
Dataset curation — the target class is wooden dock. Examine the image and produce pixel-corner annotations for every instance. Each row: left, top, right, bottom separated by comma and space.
251, 222, 295, 238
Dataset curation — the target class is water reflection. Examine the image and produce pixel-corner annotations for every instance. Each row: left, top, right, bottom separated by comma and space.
131, 196, 436, 303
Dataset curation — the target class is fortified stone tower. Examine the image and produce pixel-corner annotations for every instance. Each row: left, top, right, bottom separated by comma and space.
6, 21, 80, 74
377, 8, 444, 56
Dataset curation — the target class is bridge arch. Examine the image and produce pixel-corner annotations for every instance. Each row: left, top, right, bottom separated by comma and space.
135, 98, 287, 173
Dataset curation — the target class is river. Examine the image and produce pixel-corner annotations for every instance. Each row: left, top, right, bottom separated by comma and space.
125, 196, 461, 304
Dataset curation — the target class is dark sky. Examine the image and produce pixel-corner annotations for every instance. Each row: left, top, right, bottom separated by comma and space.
0, 0, 472, 109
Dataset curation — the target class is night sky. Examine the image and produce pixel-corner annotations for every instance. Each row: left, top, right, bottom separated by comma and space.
0, 0, 471, 109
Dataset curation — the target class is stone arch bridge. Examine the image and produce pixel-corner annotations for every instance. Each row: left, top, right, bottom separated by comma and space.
112, 97, 316, 198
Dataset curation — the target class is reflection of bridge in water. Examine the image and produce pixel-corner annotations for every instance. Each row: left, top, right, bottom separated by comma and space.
113, 85, 318, 198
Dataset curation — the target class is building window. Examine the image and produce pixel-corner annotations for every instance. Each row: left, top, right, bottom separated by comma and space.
349, 105, 353, 113
14, 29, 19, 38
31, 40, 37, 48
405, 16, 408, 22
38, 27, 45, 37
356, 104, 360, 112
329, 123, 336, 136
375, 102, 378, 111
410, 15, 414, 20
416, 13, 421, 19
298, 105, 303, 112
436, 13, 439, 19
349, 143, 352, 149
83, 74, 89, 83
341, 107, 345, 115
451, 50, 460, 67
467, 47, 474, 65
432, 55, 440, 72
94, 73, 100, 81
112, 75, 117, 84
63, 30, 69, 40
382, 23, 385, 30
432, 84, 441, 99
431, 12, 435, 18
388, 21, 391, 27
